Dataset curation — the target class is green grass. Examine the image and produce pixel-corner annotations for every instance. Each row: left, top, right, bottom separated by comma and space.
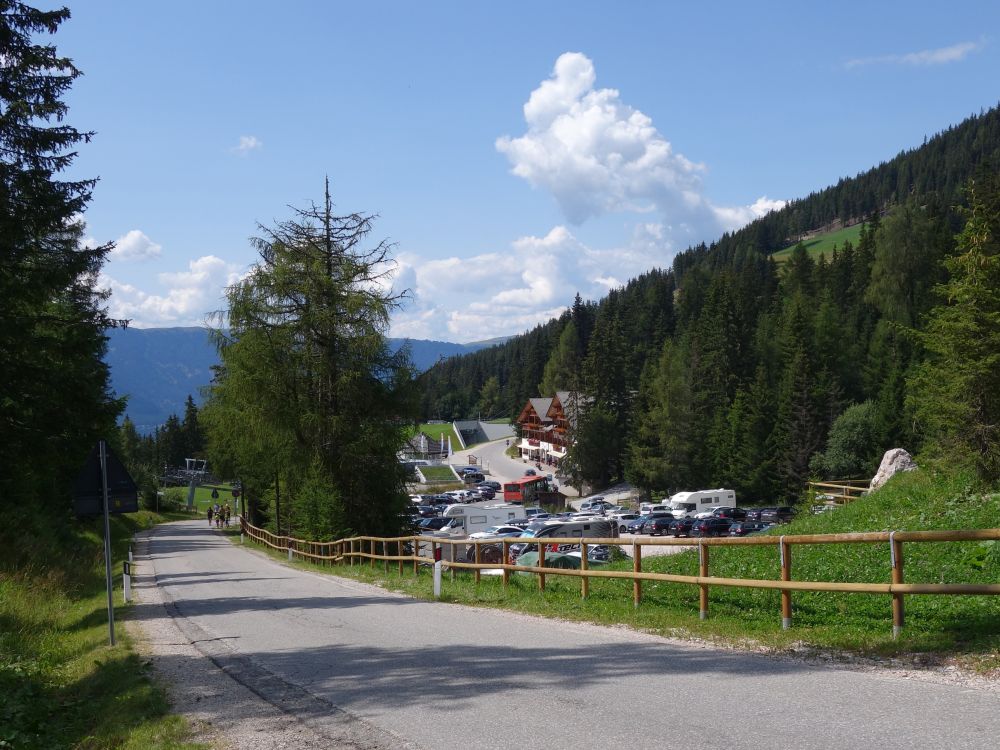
408, 422, 461, 449
771, 223, 864, 262
419, 465, 459, 482
160, 484, 236, 516
0, 510, 204, 749
248, 469, 1000, 669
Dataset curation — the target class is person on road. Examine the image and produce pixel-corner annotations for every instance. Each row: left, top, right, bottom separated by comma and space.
207, 507, 214, 526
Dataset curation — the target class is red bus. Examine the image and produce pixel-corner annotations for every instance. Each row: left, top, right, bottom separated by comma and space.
502, 475, 554, 504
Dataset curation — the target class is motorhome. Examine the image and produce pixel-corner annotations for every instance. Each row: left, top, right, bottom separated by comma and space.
667, 489, 737, 518
436, 501, 527, 536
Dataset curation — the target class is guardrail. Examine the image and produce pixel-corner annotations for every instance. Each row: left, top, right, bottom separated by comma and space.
239, 518, 1000, 638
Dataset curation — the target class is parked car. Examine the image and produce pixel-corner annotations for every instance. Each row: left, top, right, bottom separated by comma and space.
760, 506, 797, 524
669, 517, 697, 537
417, 517, 452, 531
468, 525, 525, 540
728, 520, 772, 537
626, 512, 672, 534
613, 513, 639, 533
711, 506, 748, 521
416, 505, 438, 518
691, 518, 733, 537
578, 497, 607, 512
744, 507, 764, 522
647, 516, 676, 536
478, 480, 502, 491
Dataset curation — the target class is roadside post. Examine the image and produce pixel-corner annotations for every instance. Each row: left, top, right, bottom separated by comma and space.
123, 560, 132, 603
433, 544, 443, 597
72, 440, 139, 647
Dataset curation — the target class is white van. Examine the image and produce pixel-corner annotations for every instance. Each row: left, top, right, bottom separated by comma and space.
667, 488, 737, 518
639, 502, 671, 515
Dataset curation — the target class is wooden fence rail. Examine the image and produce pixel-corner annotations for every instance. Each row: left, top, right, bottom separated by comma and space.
239, 518, 1000, 638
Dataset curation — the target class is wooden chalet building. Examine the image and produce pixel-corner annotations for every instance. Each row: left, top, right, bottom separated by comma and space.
515, 391, 584, 467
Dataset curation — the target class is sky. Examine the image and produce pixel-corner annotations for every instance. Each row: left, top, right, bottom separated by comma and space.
55, 1, 1000, 343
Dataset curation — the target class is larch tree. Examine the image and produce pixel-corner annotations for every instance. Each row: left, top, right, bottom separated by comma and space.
203, 182, 419, 538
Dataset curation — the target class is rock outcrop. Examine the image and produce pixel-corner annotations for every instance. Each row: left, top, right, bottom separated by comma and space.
869, 448, 918, 492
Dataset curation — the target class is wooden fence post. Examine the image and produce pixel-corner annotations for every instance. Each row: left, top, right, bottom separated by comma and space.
538, 542, 546, 591
350, 539, 354, 567
698, 540, 709, 620
398, 540, 403, 575
412, 537, 418, 575
780, 536, 792, 629
370, 538, 376, 568
502, 540, 510, 590
474, 541, 482, 585
891, 531, 904, 638
633, 540, 642, 607
580, 541, 589, 599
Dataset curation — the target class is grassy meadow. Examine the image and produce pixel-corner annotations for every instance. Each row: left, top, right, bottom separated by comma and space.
771, 223, 864, 262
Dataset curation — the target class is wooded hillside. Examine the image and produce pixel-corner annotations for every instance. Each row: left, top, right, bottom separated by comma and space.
418, 105, 1000, 501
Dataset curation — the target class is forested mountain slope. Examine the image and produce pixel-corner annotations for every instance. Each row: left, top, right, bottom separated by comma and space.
419, 105, 1000, 502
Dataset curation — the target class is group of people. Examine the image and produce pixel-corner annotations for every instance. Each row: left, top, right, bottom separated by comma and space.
207, 502, 232, 528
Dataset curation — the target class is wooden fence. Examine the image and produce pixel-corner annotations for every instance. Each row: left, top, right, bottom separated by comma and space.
808, 480, 869, 504
239, 519, 1000, 638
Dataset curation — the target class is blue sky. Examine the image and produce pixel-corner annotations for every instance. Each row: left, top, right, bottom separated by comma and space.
58, 1, 999, 342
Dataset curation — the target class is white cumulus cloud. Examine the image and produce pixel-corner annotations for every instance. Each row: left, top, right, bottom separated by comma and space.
100, 255, 244, 327
110, 229, 162, 261
496, 52, 785, 239
389, 224, 680, 343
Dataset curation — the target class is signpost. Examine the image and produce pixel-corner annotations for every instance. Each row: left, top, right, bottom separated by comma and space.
73, 440, 139, 646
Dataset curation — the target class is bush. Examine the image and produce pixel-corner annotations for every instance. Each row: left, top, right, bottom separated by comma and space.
811, 401, 883, 478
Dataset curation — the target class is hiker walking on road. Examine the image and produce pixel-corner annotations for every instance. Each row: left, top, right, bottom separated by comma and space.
207, 507, 214, 526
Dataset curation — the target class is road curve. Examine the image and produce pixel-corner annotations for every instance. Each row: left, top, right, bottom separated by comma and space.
143, 520, 998, 749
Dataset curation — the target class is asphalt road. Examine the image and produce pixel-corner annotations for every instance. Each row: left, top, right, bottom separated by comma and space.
146, 520, 999, 749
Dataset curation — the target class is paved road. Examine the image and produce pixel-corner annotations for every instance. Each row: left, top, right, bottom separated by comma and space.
145, 520, 999, 749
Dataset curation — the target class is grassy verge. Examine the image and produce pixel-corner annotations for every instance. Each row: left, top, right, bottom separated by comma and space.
244, 469, 1000, 672
0, 509, 204, 749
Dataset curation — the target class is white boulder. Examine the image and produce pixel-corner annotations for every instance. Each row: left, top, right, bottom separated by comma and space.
869, 448, 917, 492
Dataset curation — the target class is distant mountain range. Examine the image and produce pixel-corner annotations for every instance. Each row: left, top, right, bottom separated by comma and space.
104, 327, 504, 431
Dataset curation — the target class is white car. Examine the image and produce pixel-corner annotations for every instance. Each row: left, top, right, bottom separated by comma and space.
468, 525, 525, 540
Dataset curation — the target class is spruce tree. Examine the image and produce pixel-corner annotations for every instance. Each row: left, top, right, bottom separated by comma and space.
0, 3, 120, 521
907, 172, 1000, 480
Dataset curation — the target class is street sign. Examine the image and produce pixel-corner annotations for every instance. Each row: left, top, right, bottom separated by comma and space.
73, 443, 139, 516
232, 488, 241, 498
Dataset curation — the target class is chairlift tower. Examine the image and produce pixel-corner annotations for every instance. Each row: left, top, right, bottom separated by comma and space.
182, 457, 208, 509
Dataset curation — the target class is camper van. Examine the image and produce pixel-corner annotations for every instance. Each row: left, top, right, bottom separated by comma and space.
667, 489, 737, 518
435, 501, 527, 536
